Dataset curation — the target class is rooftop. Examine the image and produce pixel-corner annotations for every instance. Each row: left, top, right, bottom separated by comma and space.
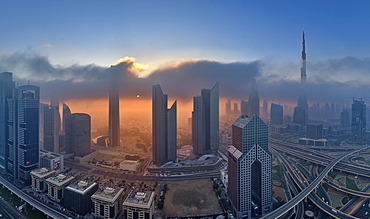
66, 178, 97, 194
31, 167, 55, 178
123, 191, 154, 208
46, 173, 74, 187
232, 114, 252, 129
40, 149, 63, 159
91, 187, 124, 203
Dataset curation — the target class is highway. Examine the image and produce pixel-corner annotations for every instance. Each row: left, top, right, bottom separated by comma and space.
261, 145, 369, 219
0, 175, 71, 219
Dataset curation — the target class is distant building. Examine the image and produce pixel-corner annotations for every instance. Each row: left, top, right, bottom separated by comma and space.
352, 99, 366, 139
123, 191, 154, 219
192, 83, 219, 155
108, 66, 121, 147
240, 100, 249, 115
0, 72, 15, 171
65, 113, 91, 156
293, 107, 306, 125
62, 103, 71, 134
228, 115, 272, 218
44, 102, 60, 153
7, 85, 40, 185
270, 103, 283, 125
306, 123, 323, 140
226, 99, 232, 115
30, 167, 55, 193
91, 187, 124, 219
248, 80, 260, 116
152, 85, 177, 166
39, 149, 64, 173
64, 179, 99, 215
341, 110, 350, 128
46, 173, 75, 202
233, 102, 240, 115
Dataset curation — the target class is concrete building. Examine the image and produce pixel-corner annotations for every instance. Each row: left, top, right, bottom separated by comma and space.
270, 103, 283, 125
119, 160, 139, 172
228, 115, 272, 218
44, 102, 60, 153
352, 99, 366, 139
7, 85, 40, 185
108, 66, 120, 147
46, 173, 75, 202
306, 123, 323, 140
192, 83, 219, 155
64, 178, 99, 215
152, 84, 177, 166
30, 167, 55, 193
0, 72, 15, 171
65, 113, 91, 156
91, 187, 124, 219
123, 191, 154, 219
39, 149, 64, 173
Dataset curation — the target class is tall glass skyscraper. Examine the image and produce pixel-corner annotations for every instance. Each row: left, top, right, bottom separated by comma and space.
352, 99, 366, 139
270, 103, 283, 125
0, 72, 15, 171
152, 85, 177, 166
192, 82, 219, 155
108, 66, 120, 147
7, 85, 40, 185
65, 113, 91, 156
228, 115, 272, 218
44, 101, 60, 153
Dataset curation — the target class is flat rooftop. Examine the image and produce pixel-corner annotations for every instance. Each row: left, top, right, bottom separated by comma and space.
123, 191, 153, 209
66, 179, 97, 195
40, 149, 63, 159
31, 167, 55, 178
92, 187, 124, 203
46, 173, 74, 187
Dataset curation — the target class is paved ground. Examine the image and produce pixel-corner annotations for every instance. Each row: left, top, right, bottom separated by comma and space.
162, 179, 223, 217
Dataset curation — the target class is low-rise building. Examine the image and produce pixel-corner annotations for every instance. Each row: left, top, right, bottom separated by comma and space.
64, 177, 99, 216
40, 149, 64, 173
30, 167, 55, 192
119, 160, 139, 172
123, 191, 154, 219
46, 173, 74, 202
91, 187, 124, 219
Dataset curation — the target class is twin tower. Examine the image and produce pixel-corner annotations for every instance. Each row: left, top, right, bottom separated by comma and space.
152, 83, 219, 166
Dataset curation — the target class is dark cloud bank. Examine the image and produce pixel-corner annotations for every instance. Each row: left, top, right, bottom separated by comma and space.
1, 52, 370, 104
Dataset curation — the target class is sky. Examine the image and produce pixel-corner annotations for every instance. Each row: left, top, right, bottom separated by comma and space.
1, 1, 370, 125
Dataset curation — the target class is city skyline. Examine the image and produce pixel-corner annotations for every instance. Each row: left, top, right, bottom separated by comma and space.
1, 1, 370, 110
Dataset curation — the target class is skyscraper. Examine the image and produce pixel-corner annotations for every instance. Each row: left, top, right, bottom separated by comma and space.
306, 123, 323, 139
228, 115, 272, 218
226, 99, 231, 115
352, 99, 366, 139
44, 101, 60, 153
152, 85, 177, 166
0, 72, 15, 171
65, 113, 91, 156
341, 110, 350, 128
240, 100, 249, 115
249, 79, 259, 116
192, 83, 219, 155
62, 103, 71, 135
297, 31, 309, 121
270, 103, 283, 125
293, 106, 306, 125
8, 85, 40, 185
108, 67, 120, 147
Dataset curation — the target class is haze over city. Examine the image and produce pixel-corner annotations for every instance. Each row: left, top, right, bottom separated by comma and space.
2, 1, 370, 219
1, 1, 370, 128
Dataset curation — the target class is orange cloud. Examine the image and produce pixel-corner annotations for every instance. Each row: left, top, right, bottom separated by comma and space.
114, 56, 147, 74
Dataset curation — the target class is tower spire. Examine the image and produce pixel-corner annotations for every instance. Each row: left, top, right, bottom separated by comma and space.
300, 31, 307, 84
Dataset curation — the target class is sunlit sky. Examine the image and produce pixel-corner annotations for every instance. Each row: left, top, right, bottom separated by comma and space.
2, 1, 370, 128
2, 1, 370, 69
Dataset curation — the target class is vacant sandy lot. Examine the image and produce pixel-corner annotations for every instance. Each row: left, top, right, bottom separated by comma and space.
163, 179, 223, 217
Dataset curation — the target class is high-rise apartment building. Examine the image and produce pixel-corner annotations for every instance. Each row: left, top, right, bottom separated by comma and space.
8, 85, 40, 185
249, 80, 260, 116
65, 113, 91, 156
152, 85, 177, 166
108, 66, 120, 147
0, 72, 15, 171
352, 99, 366, 139
270, 103, 283, 125
228, 115, 272, 218
192, 83, 219, 155
44, 101, 60, 153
